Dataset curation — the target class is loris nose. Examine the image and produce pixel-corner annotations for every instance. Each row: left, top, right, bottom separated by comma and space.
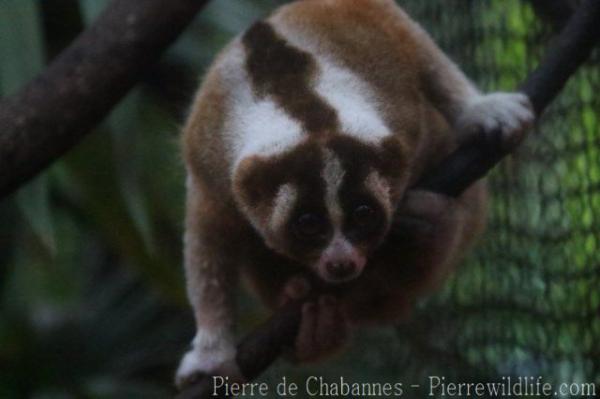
326, 261, 356, 280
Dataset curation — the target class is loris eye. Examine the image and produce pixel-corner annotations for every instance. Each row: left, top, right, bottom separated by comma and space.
352, 205, 376, 228
294, 213, 326, 239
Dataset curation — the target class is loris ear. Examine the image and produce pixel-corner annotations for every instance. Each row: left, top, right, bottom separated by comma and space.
232, 156, 281, 210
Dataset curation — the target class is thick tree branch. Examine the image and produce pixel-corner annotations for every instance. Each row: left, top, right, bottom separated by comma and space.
528, 0, 576, 30
0, 0, 209, 198
177, 0, 600, 397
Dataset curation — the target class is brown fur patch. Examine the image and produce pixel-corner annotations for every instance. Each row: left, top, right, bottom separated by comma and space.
242, 21, 339, 134
233, 141, 332, 261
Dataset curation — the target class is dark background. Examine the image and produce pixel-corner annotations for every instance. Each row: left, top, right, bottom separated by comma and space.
0, 0, 598, 397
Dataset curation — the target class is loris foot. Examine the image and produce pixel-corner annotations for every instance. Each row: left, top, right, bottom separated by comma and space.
395, 189, 459, 238
175, 330, 243, 390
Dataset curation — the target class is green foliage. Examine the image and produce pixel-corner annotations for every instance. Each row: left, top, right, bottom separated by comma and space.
400, 0, 600, 393
0, 1, 56, 254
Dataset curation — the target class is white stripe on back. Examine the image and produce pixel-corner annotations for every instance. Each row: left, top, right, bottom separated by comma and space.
270, 19, 392, 143
219, 41, 305, 175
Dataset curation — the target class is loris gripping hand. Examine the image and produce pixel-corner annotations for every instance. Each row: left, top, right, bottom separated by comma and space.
176, 0, 533, 386
457, 92, 533, 149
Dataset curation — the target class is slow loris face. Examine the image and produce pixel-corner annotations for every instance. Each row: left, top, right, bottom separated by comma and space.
234, 135, 407, 283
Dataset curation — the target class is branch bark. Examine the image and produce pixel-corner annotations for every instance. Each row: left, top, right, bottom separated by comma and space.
177, 0, 600, 397
0, 0, 209, 198
527, 0, 576, 30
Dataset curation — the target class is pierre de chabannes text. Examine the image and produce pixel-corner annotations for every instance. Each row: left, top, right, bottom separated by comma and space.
212, 375, 597, 397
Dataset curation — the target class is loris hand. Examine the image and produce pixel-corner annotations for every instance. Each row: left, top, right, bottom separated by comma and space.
279, 276, 349, 363
457, 92, 534, 150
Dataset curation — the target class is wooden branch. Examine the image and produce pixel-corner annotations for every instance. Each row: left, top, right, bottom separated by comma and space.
177, 300, 304, 399
528, 0, 575, 29
177, 0, 600, 397
0, 0, 209, 198
417, 0, 600, 196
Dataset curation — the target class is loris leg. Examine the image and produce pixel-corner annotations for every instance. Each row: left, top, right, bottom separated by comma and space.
175, 178, 242, 388
410, 18, 534, 144
397, 181, 488, 279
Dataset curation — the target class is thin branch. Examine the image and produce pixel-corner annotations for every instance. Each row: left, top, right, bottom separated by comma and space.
0, 0, 209, 198
177, 0, 600, 397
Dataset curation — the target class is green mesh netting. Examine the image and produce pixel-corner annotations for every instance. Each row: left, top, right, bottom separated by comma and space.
253, 1, 600, 396
404, 0, 600, 384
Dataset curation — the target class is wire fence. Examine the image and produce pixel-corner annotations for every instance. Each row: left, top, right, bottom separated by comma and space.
395, 0, 600, 393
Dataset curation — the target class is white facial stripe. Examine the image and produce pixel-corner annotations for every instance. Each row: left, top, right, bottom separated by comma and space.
322, 149, 345, 226
269, 183, 298, 232
270, 20, 392, 143
365, 169, 393, 219
220, 41, 304, 174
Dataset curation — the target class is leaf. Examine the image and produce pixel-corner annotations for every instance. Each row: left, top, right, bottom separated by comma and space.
61, 129, 184, 303
107, 92, 156, 253
16, 179, 57, 252
0, 0, 56, 254
78, 0, 108, 22
0, 1, 44, 95
79, 0, 156, 252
